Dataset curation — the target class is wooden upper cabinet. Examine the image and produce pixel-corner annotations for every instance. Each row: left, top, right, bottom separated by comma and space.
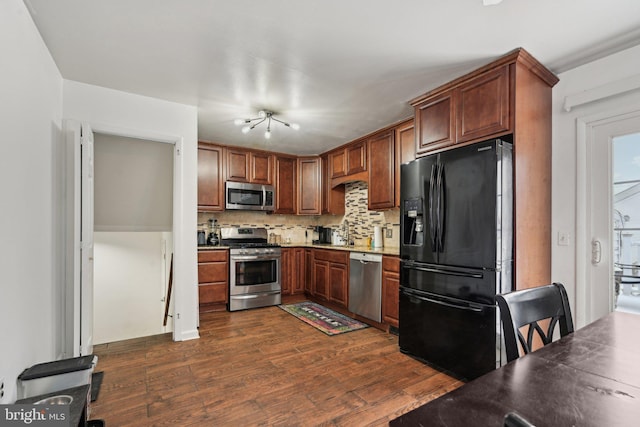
346, 140, 367, 175
274, 155, 296, 214
395, 119, 415, 208
321, 154, 345, 215
297, 157, 322, 215
226, 148, 250, 182
197, 142, 225, 211
226, 148, 273, 184
329, 150, 346, 179
368, 130, 395, 210
415, 91, 455, 156
250, 151, 273, 184
456, 65, 511, 143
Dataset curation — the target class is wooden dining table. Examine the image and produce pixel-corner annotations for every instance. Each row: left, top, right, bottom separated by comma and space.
390, 311, 640, 426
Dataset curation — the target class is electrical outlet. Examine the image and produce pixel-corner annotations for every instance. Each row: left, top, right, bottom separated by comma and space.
385, 228, 393, 238
0, 377, 5, 401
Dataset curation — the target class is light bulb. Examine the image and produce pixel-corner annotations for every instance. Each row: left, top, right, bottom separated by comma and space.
258, 110, 267, 118
242, 126, 251, 134
290, 123, 300, 130
234, 118, 245, 125
264, 130, 271, 139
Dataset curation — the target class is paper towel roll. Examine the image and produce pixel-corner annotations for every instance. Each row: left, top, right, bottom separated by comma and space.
373, 226, 383, 248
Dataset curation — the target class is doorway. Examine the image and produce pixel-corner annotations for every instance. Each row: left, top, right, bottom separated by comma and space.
612, 131, 640, 314
579, 110, 640, 325
92, 133, 175, 344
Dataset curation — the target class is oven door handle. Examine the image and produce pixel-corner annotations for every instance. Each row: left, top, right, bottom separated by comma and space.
231, 291, 281, 300
231, 255, 280, 261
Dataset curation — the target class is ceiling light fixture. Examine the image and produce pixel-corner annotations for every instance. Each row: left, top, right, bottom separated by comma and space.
234, 110, 299, 139
482, 0, 503, 5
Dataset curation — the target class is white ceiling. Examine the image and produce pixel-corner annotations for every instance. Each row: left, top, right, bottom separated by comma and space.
25, 0, 640, 155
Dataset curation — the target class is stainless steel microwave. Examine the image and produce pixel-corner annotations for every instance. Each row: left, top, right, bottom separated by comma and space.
225, 182, 275, 211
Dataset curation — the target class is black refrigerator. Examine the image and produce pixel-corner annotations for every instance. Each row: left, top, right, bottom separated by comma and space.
399, 138, 513, 380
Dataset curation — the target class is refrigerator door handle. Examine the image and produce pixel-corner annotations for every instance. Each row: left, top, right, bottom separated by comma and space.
428, 164, 437, 251
402, 289, 484, 313
404, 264, 483, 279
436, 163, 445, 252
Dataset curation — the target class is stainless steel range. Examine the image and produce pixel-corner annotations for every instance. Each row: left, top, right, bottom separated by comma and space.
222, 227, 282, 311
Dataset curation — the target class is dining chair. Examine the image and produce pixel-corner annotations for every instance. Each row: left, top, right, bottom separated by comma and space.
497, 282, 574, 362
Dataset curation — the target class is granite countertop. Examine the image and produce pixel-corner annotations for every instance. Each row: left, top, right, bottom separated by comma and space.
199, 244, 399, 256
15, 384, 89, 427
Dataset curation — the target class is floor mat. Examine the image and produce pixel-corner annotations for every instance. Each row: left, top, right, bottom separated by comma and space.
279, 301, 369, 336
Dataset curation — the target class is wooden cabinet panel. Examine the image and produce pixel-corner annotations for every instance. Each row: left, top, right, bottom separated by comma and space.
275, 155, 296, 214
329, 263, 348, 307
456, 65, 511, 143
395, 120, 415, 208
226, 148, 250, 182
304, 249, 313, 294
250, 151, 273, 185
346, 140, 367, 175
314, 249, 349, 264
198, 262, 228, 284
198, 250, 228, 263
368, 130, 395, 210
415, 92, 455, 155
197, 142, 224, 211
199, 283, 228, 305
382, 256, 400, 327
297, 157, 321, 215
294, 248, 305, 294
329, 150, 346, 178
281, 248, 293, 295
313, 260, 329, 300
397, 120, 416, 165
321, 154, 345, 215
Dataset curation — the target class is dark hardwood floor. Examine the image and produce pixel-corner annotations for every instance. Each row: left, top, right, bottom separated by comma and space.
91, 302, 461, 426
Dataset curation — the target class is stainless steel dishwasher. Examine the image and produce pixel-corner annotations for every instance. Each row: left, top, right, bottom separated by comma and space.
349, 252, 383, 322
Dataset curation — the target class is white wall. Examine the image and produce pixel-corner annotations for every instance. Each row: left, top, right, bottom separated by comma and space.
94, 133, 173, 232
552, 44, 640, 326
93, 232, 170, 344
63, 80, 199, 342
0, 0, 63, 403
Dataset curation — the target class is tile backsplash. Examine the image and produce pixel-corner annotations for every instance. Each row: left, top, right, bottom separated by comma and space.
199, 181, 400, 247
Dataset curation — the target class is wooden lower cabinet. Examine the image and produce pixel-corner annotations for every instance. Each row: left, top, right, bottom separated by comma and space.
304, 249, 313, 294
197, 249, 229, 312
382, 256, 400, 327
313, 259, 329, 300
329, 263, 348, 307
281, 248, 293, 295
312, 249, 349, 309
293, 248, 305, 294
282, 248, 306, 295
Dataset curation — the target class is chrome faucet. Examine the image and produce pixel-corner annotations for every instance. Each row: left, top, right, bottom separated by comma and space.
342, 219, 350, 243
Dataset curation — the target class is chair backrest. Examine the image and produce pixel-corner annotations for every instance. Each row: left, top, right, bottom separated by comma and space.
497, 282, 574, 362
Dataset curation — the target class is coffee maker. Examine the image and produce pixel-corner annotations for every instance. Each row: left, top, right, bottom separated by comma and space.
314, 226, 332, 244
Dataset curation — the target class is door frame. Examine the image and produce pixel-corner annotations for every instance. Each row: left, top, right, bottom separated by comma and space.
66, 120, 184, 356
576, 107, 640, 327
